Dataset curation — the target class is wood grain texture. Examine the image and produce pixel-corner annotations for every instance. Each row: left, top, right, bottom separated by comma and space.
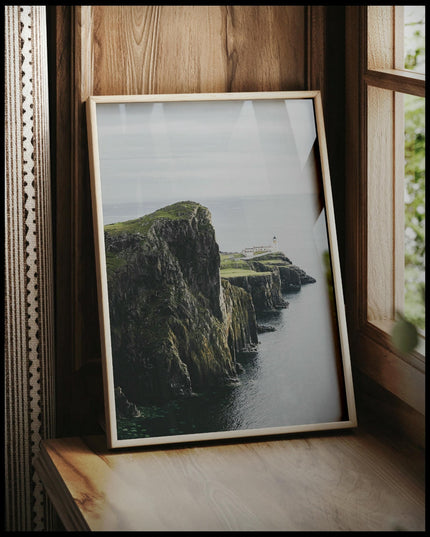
364, 69, 426, 98
87, 5, 306, 96
36, 432, 425, 532
367, 85, 395, 322
367, 6, 395, 70
307, 6, 326, 102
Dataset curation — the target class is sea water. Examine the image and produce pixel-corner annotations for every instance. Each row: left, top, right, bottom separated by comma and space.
103, 193, 345, 439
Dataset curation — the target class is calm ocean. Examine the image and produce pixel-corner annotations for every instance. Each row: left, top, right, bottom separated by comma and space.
103, 193, 345, 439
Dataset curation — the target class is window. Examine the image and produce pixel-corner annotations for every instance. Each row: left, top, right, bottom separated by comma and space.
403, 7, 425, 335
366, 6, 425, 353
404, 5, 425, 74
345, 6, 425, 418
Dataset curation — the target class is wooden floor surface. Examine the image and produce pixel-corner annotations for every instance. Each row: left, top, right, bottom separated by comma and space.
35, 423, 425, 532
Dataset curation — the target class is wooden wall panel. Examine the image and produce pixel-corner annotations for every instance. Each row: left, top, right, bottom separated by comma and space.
85, 6, 306, 96
49, 5, 329, 437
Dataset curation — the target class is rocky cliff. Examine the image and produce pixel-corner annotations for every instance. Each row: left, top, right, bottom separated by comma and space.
225, 271, 288, 313
220, 251, 315, 313
221, 279, 259, 357
104, 201, 258, 408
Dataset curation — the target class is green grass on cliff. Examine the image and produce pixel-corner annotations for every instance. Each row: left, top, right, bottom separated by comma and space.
105, 251, 127, 278
220, 268, 272, 278
220, 251, 288, 279
252, 251, 288, 262
256, 258, 289, 266
220, 258, 273, 278
220, 252, 243, 259
220, 257, 249, 271
106, 251, 126, 270
104, 201, 207, 236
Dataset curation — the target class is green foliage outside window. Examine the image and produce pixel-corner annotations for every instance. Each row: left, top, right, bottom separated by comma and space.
403, 8, 425, 333
391, 8, 425, 352
404, 94, 425, 332
404, 6, 425, 74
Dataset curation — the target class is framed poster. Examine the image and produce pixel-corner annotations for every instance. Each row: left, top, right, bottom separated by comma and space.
86, 91, 357, 449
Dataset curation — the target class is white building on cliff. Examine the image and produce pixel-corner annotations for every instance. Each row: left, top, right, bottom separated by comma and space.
242, 236, 278, 258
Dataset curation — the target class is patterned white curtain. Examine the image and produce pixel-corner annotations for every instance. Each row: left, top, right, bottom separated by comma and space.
4, 5, 56, 531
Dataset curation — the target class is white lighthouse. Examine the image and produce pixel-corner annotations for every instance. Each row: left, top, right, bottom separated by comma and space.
272, 236, 278, 251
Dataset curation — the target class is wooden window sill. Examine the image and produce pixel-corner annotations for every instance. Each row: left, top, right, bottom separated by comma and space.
34, 428, 425, 531
352, 322, 425, 418
368, 319, 425, 367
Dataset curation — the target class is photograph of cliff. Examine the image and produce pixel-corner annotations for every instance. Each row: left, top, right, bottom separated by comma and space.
95, 96, 347, 442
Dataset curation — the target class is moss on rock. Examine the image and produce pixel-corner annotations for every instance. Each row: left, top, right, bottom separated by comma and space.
104, 201, 257, 405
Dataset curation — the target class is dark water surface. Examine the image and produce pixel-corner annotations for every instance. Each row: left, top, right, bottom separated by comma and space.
117, 283, 344, 440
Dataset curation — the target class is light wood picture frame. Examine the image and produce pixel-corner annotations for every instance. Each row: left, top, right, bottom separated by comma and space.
86, 91, 357, 449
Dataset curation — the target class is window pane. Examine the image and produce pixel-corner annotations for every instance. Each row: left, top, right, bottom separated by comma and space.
404, 93, 425, 331
404, 6, 425, 74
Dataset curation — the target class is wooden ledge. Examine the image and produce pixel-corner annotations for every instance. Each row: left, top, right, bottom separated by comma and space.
35, 430, 425, 532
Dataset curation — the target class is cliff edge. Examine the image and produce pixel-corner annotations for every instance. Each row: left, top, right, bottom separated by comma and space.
104, 201, 258, 407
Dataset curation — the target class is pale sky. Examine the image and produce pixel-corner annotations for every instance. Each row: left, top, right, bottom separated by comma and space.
96, 98, 319, 207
